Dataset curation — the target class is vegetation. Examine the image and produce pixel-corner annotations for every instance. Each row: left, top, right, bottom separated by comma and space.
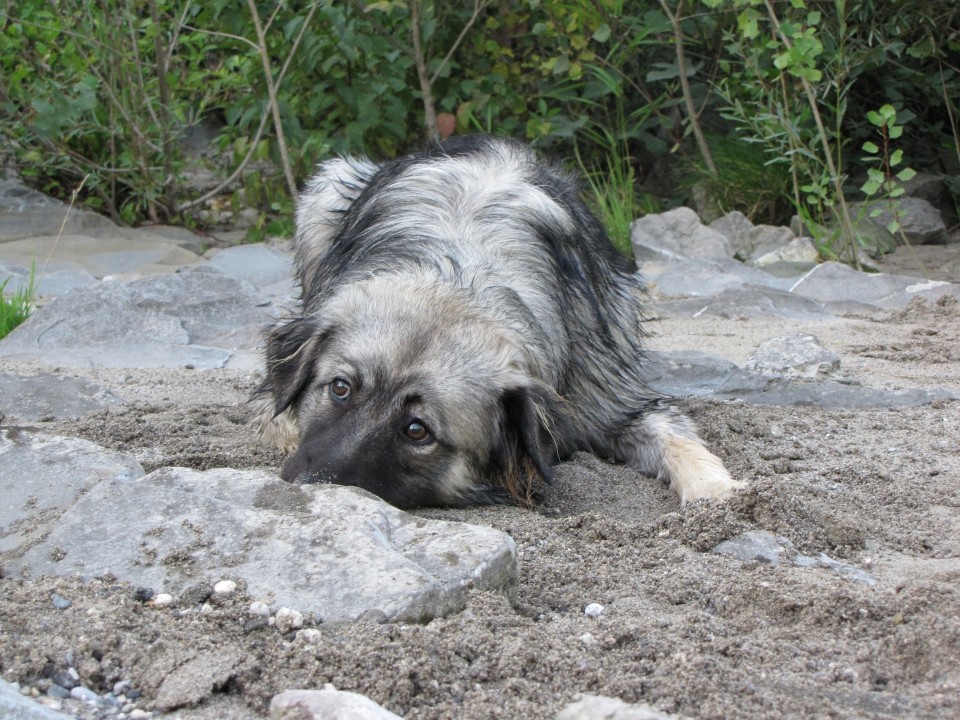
0, 264, 35, 340
0, 1, 957, 254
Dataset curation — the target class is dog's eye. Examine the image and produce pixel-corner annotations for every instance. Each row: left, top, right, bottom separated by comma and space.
330, 378, 351, 401
404, 420, 431, 443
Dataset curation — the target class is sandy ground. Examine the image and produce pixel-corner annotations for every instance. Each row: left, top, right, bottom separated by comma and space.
2, 295, 959, 719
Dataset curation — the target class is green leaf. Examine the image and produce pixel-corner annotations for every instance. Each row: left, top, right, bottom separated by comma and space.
896, 168, 917, 182
862, 141, 879, 154
861, 179, 881, 196
889, 187, 905, 198
879, 104, 897, 123
592, 23, 611, 43
886, 220, 901, 233
866, 110, 883, 127
890, 149, 903, 166
889, 125, 903, 139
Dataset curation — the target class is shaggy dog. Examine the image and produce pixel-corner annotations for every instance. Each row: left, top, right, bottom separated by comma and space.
254, 135, 743, 508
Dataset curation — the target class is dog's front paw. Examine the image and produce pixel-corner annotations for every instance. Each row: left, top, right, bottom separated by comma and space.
664, 436, 746, 505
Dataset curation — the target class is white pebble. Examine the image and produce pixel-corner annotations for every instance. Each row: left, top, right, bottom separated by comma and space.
213, 579, 237, 595
249, 601, 271, 617
274, 607, 304, 634
70, 686, 99, 702
200, 602, 213, 614
152, 593, 174, 608
584, 603, 605, 618
130, 709, 152, 719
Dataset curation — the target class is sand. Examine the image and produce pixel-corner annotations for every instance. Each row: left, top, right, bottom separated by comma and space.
1, 296, 959, 720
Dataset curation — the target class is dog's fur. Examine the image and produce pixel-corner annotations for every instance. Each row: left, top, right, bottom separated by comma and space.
253, 135, 743, 508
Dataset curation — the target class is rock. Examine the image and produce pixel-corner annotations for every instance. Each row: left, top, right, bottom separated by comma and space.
789, 261, 960, 309
0, 679, 74, 720
0, 234, 200, 280
0, 429, 144, 556
584, 603, 605, 618
194, 244, 293, 291
713, 531, 794, 566
647, 258, 790, 298
271, 687, 402, 720
0, 260, 97, 297
795, 552, 877, 586
750, 236, 819, 268
848, 197, 947, 244
3, 463, 517, 624
745, 334, 841, 379
741, 224, 796, 263
0, 272, 273, 369
150, 647, 247, 711
630, 208, 733, 261
555, 694, 685, 720
719, 380, 956, 409
0, 373, 122, 421
708, 211, 754, 255
642, 351, 742, 398
0, 180, 125, 243
656, 286, 831, 321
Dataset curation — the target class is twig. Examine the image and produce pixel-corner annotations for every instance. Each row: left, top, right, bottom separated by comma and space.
409, 0, 438, 140
246, 0, 299, 198
658, 0, 716, 175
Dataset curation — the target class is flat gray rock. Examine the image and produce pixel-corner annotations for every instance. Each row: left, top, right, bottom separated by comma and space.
3, 459, 517, 624
713, 530, 792, 566
644, 350, 957, 408
649, 258, 793, 298
789, 261, 960, 308
745, 333, 841, 379
0, 373, 122, 420
0, 429, 144, 556
655, 285, 831, 320
642, 351, 741, 397
631, 208, 732, 261
0, 234, 200, 281
0, 273, 273, 368
0, 260, 97, 296
0, 180, 125, 243
195, 243, 294, 290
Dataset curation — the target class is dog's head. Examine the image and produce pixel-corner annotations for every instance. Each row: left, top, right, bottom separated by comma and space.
264, 274, 560, 508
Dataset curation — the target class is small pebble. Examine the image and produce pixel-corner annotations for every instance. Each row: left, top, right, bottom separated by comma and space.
152, 593, 174, 608
47, 685, 71, 699
130, 709, 152, 719
70, 686, 99, 702
294, 628, 322, 645
213, 579, 237, 595
51, 593, 72, 610
274, 607, 304, 634
584, 603, 605, 618
249, 601, 270, 617
113, 679, 132, 696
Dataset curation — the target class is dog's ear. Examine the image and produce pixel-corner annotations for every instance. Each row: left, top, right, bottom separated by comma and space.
496, 384, 560, 504
265, 318, 324, 415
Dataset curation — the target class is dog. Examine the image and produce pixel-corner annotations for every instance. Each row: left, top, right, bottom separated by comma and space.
253, 135, 743, 508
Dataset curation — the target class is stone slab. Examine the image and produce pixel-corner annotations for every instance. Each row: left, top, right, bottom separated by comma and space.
0, 234, 200, 280
0, 373, 122, 421
0, 428, 145, 556
655, 286, 832, 321
3, 459, 517, 624
0, 272, 273, 368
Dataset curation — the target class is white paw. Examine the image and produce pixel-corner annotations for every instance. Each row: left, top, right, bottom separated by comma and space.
663, 436, 746, 505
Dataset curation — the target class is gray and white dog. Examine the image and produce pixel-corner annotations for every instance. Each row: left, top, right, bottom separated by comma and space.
254, 135, 743, 508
